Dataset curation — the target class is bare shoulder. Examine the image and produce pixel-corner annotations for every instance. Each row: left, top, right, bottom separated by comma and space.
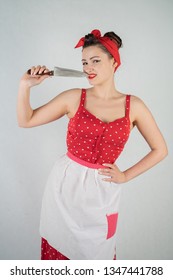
128, 94, 167, 156
130, 94, 146, 107
130, 94, 151, 113
129, 95, 154, 125
58, 88, 81, 99
57, 88, 82, 106
129, 94, 161, 134
58, 88, 83, 117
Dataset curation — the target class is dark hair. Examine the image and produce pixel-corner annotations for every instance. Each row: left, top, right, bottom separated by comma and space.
83, 31, 122, 58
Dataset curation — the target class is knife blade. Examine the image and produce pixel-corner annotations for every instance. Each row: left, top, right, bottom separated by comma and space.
27, 66, 87, 78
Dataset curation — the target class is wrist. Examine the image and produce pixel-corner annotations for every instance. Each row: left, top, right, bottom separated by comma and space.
122, 170, 130, 183
118, 171, 127, 184
19, 79, 31, 90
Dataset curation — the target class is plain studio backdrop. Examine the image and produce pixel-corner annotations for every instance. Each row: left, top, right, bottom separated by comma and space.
0, 0, 172, 260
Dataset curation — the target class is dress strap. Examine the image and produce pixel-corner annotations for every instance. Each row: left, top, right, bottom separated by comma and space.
79, 88, 86, 108
125, 95, 131, 117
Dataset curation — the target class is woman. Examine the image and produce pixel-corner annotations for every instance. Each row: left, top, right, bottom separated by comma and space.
17, 29, 168, 260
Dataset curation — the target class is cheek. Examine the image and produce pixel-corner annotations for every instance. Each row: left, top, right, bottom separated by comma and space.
101, 65, 112, 77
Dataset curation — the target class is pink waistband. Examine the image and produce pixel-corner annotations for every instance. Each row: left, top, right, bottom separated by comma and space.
66, 151, 105, 169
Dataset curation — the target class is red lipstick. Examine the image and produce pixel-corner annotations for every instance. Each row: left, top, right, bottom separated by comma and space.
88, 74, 97, 79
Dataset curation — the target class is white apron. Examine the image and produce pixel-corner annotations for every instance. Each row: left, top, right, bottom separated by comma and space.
39, 152, 122, 260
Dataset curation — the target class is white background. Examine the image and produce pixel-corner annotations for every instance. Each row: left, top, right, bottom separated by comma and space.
0, 0, 172, 260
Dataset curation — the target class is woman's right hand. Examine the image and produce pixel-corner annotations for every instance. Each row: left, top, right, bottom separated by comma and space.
20, 65, 50, 88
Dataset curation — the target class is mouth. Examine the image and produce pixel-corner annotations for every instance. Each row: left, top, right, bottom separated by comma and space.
87, 74, 97, 80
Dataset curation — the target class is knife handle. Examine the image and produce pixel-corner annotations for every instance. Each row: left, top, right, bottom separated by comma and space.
27, 69, 54, 76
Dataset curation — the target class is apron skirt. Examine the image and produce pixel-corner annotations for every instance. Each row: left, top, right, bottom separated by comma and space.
39, 152, 122, 260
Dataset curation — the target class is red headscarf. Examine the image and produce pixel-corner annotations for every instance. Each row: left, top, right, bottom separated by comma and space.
75, 29, 121, 72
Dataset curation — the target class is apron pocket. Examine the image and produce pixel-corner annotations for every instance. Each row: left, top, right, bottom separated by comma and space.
106, 213, 118, 239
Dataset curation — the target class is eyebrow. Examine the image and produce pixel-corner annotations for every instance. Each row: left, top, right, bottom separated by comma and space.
81, 56, 101, 61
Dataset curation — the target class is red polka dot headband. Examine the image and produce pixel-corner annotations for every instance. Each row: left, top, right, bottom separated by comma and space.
75, 29, 121, 72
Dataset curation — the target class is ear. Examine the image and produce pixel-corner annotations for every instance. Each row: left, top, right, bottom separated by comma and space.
113, 60, 118, 67
112, 60, 118, 71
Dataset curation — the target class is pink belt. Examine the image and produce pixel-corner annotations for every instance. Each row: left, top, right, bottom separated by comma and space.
67, 151, 105, 169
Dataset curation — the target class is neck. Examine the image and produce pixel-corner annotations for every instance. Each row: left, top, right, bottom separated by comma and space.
91, 79, 119, 99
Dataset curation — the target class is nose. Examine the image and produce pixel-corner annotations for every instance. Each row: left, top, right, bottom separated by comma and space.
83, 64, 95, 74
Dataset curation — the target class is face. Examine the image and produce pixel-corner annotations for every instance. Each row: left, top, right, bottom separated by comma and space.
82, 46, 116, 85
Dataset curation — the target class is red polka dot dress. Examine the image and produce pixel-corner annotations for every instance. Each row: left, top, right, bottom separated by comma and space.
40, 89, 131, 260
67, 89, 130, 165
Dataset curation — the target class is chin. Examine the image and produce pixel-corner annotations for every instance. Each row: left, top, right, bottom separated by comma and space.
88, 78, 101, 86
88, 80, 95, 84
89, 80, 105, 87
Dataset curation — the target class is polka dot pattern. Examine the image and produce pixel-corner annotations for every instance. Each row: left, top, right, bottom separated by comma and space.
41, 238, 116, 260
41, 238, 69, 260
66, 89, 131, 165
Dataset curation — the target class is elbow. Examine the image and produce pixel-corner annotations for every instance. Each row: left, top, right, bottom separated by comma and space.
156, 145, 168, 161
18, 124, 27, 128
162, 146, 168, 159
17, 120, 24, 128
17, 120, 24, 127
162, 142, 168, 158
17, 120, 30, 128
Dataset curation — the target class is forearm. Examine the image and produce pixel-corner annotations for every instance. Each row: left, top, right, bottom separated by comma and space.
124, 148, 168, 182
17, 82, 33, 127
17, 66, 50, 127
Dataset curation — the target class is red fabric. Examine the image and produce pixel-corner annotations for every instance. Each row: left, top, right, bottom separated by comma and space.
106, 213, 119, 239
67, 151, 104, 169
75, 29, 121, 71
41, 238, 69, 260
66, 89, 130, 165
41, 238, 116, 260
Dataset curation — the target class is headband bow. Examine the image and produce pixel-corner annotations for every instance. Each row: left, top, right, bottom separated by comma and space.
75, 29, 121, 72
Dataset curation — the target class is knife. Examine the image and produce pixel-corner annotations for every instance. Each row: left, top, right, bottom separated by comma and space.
27, 66, 87, 78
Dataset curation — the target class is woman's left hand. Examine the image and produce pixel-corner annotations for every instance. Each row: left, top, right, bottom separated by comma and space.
98, 163, 126, 184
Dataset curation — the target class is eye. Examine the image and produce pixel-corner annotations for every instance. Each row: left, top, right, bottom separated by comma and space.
82, 62, 88, 66
93, 59, 101, 63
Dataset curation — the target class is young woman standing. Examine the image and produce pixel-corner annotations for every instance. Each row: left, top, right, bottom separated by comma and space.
17, 29, 168, 260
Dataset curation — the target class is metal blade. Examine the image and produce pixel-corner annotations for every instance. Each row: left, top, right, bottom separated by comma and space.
53, 66, 87, 77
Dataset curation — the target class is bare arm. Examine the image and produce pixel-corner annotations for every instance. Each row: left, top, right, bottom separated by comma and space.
99, 96, 168, 183
17, 65, 80, 128
123, 96, 168, 181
